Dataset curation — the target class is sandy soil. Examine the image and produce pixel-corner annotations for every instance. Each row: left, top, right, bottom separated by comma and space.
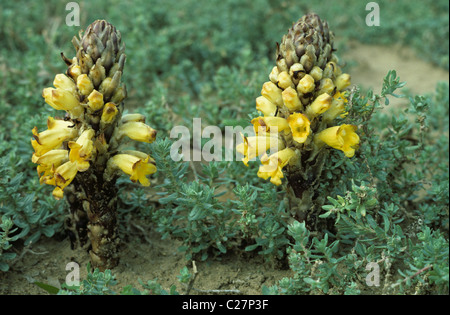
0, 42, 448, 295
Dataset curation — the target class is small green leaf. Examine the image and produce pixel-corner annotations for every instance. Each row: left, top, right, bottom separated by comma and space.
34, 281, 60, 295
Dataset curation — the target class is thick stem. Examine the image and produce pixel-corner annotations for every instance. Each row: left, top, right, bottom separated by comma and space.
67, 169, 120, 271
286, 150, 329, 231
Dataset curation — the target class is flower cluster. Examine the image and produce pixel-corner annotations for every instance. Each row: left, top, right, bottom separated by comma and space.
31, 20, 157, 199
238, 13, 359, 186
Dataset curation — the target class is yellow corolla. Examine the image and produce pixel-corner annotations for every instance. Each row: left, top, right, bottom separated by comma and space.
118, 121, 157, 143
31, 117, 77, 157
34, 149, 69, 184
251, 116, 289, 135
257, 148, 295, 186
236, 134, 284, 166
68, 129, 95, 172
315, 124, 360, 157
109, 154, 157, 186
52, 161, 79, 199
287, 113, 311, 144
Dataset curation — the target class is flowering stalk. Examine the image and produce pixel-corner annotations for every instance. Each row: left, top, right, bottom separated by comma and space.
238, 13, 359, 226
31, 20, 157, 270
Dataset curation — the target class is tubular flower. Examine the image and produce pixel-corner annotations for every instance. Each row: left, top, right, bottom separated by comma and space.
237, 13, 358, 190
236, 134, 284, 166
315, 124, 360, 157
31, 20, 159, 270
31, 118, 77, 157
256, 96, 277, 116
287, 113, 311, 144
108, 154, 156, 186
116, 121, 157, 143
257, 148, 295, 186
42, 87, 83, 117
34, 149, 69, 183
251, 116, 290, 135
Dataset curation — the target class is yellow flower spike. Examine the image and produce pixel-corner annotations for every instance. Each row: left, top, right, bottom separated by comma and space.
255, 96, 277, 116
101, 102, 118, 124
315, 124, 360, 158
323, 91, 347, 121
52, 161, 78, 199
318, 78, 335, 95
77, 74, 94, 96
53, 74, 77, 94
68, 129, 95, 172
287, 113, 311, 144
282, 87, 303, 112
277, 71, 294, 89
236, 134, 284, 166
118, 121, 157, 143
335, 73, 351, 91
305, 93, 332, 118
42, 88, 81, 112
257, 147, 295, 186
251, 116, 290, 135
310, 66, 323, 81
269, 66, 279, 84
297, 74, 315, 94
31, 119, 77, 156
87, 90, 104, 111
109, 154, 157, 186
261, 81, 283, 107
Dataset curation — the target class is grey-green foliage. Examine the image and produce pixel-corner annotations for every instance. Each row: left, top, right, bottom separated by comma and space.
56, 264, 187, 295
149, 138, 291, 262
0, 155, 64, 249
59, 266, 118, 295
0, 216, 18, 272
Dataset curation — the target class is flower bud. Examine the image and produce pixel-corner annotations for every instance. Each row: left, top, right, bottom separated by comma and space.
261, 82, 283, 107
297, 74, 315, 94
256, 96, 277, 116
282, 87, 302, 112
77, 74, 94, 95
118, 121, 157, 143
